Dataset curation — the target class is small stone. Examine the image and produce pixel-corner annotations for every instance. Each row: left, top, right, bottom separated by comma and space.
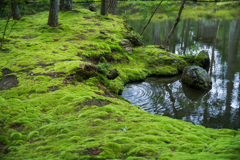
158, 53, 163, 57
107, 69, 119, 80
120, 39, 133, 54
128, 34, 144, 46
125, 47, 132, 54
89, 4, 97, 12
100, 31, 105, 34
167, 53, 178, 63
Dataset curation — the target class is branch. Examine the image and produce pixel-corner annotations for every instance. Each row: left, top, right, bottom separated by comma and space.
140, 0, 164, 36
165, 0, 186, 51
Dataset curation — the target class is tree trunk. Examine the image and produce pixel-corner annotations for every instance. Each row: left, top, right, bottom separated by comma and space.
11, 0, 21, 20
180, 20, 186, 49
60, 0, 65, 10
153, 22, 161, 45
165, 0, 186, 51
107, 0, 117, 15
101, 0, 108, 15
48, 0, 59, 27
66, 0, 73, 10
0, 14, 11, 50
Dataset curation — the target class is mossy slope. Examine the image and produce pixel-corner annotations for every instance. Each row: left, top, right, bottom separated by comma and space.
0, 9, 240, 160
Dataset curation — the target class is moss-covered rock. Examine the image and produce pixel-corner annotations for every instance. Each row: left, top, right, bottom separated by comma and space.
182, 66, 212, 90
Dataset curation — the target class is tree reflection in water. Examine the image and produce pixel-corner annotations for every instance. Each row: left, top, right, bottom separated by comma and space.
122, 19, 240, 130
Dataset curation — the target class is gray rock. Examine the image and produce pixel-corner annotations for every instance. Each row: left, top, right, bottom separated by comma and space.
127, 34, 144, 46
182, 66, 212, 90
107, 69, 119, 80
158, 53, 163, 57
120, 39, 133, 54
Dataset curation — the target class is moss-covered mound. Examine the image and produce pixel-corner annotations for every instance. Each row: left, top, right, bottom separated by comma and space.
0, 9, 240, 160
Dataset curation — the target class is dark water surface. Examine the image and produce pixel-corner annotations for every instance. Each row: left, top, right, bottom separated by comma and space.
76, 2, 240, 129
120, 5, 240, 130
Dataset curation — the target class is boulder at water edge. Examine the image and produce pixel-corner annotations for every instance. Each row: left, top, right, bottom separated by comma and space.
182, 66, 212, 90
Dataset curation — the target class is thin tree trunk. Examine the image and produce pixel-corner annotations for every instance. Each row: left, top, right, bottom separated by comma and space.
180, 20, 186, 50
224, 21, 236, 128
66, 0, 73, 10
60, 0, 65, 10
222, 20, 227, 56
0, 14, 11, 50
140, 0, 163, 36
165, 0, 186, 51
108, 0, 118, 15
11, 0, 21, 20
239, 72, 240, 103
101, 0, 108, 15
48, 0, 59, 27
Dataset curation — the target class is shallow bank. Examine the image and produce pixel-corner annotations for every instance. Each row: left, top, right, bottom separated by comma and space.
0, 9, 240, 160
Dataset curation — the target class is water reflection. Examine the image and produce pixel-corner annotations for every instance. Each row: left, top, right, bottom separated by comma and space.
79, 2, 240, 129
122, 18, 240, 130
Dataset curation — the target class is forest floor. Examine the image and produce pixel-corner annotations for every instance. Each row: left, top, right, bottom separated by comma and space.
0, 7, 240, 160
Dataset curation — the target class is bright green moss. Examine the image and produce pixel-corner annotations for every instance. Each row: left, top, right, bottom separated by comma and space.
27, 131, 39, 140
91, 111, 109, 119
127, 145, 158, 157
113, 137, 133, 144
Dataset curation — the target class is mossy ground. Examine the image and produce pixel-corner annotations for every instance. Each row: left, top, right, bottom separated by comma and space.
0, 8, 240, 160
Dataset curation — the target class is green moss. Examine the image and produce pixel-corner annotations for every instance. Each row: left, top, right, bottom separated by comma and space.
127, 145, 158, 157
91, 111, 109, 119
113, 137, 133, 144
27, 131, 39, 140
0, 136, 10, 145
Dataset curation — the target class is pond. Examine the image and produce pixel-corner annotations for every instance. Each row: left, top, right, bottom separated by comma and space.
117, 2, 240, 130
